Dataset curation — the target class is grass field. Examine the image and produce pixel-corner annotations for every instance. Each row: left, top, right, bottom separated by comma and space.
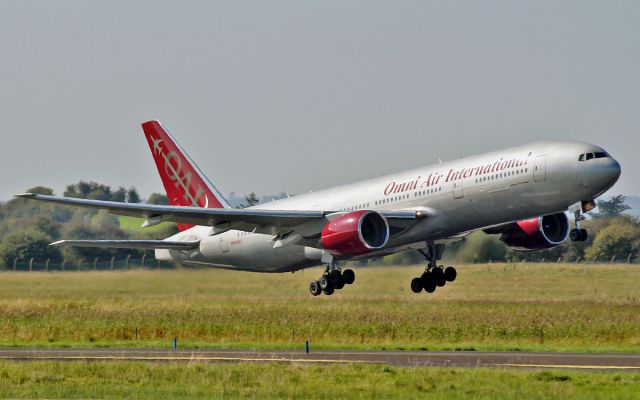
1, 361, 640, 399
0, 264, 639, 352
118, 216, 174, 234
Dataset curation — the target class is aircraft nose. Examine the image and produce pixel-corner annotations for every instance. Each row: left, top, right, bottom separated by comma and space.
592, 158, 622, 189
610, 159, 622, 181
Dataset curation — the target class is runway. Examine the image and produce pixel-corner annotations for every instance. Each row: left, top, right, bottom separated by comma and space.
0, 348, 639, 371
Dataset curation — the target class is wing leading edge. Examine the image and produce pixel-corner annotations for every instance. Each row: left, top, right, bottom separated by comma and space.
50, 239, 200, 250
15, 193, 424, 238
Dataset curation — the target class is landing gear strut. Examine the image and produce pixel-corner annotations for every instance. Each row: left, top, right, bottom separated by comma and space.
411, 244, 457, 294
309, 261, 355, 296
569, 206, 588, 242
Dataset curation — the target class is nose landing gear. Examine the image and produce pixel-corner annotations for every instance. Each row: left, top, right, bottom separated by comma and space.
411, 244, 457, 294
569, 204, 590, 242
309, 261, 355, 296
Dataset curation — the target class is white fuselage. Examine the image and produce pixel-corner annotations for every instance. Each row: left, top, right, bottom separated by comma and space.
157, 140, 620, 272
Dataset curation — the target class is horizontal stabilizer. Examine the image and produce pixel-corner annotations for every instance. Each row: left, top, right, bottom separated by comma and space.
50, 240, 199, 250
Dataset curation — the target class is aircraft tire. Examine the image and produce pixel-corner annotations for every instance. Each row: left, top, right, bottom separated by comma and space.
444, 266, 457, 282
342, 269, 355, 285
319, 275, 332, 291
432, 268, 446, 287
570, 229, 581, 242
323, 286, 335, 295
335, 274, 345, 290
424, 283, 436, 293
420, 271, 432, 287
309, 280, 322, 296
579, 229, 588, 242
410, 277, 423, 293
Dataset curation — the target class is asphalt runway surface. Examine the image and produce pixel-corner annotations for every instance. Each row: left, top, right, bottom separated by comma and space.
0, 348, 639, 371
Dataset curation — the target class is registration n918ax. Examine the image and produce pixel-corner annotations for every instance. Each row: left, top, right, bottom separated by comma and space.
16, 121, 621, 296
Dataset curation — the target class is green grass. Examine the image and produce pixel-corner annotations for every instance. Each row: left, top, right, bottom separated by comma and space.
118, 215, 174, 234
1, 361, 639, 399
0, 264, 639, 352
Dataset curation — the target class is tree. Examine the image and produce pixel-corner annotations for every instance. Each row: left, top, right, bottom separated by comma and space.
112, 187, 127, 202
126, 187, 141, 203
147, 193, 169, 205
584, 217, 640, 261
25, 186, 54, 196
245, 192, 260, 206
596, 195, 631, 218
237, 192, 260, 208
0, 229, 60, 265
456, 232, 507, 263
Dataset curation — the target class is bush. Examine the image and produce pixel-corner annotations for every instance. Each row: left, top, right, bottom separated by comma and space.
585, 216, 640, 261
456, 232, 506, 263
0, 229, 60, 265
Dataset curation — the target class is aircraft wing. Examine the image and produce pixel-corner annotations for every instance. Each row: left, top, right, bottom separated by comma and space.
50, 239, 200, 250
15, 193, 423, 237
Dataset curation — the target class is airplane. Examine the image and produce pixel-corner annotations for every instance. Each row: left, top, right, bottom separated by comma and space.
16, 121, 621, 296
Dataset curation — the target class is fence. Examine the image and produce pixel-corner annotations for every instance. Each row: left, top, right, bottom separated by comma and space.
487, 252, 638, 264
5, 256, 176, 272
2, 253, 639, 272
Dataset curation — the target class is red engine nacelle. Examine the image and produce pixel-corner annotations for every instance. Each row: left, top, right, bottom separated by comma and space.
487, 212, 570, 251
321, 210, 390, 258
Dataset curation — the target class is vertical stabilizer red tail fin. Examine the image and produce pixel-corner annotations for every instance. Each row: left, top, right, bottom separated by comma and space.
141, 120, 230, 231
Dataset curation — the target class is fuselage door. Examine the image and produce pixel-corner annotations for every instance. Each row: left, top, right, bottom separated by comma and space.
534, 155, 547, 182
452, 181, 464, 199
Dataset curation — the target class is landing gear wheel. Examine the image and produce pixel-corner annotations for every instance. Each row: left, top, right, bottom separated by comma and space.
432, 267, 446, 287
335, 273, 345, 290
444, 266, 457, 282
323, 286, 335, 295
579, 229, 588, 242
420, 271, 431, 287
309, 280, 321, 296
342, 269, 355, 285
420, 272, 437, 293
570, 228, 581, 242
410, 277, 423, 293
319, 275, 332, 291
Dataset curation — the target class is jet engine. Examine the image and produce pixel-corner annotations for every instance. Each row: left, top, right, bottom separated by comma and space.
321, 210, 390, 258
486, 212, 570, 251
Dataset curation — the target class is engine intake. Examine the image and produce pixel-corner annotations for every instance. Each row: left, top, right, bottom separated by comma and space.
321, 210, 390, 258
488, 212, 570, 251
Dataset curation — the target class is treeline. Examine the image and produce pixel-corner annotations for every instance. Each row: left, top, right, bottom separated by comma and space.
0, 182, 177, 268
0, 185, 638, 269
375, 195, 639, 265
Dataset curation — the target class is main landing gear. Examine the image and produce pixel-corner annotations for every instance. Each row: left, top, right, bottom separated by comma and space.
410, 244, 457, 294
569, 208, 588, 242
309, 261, 355, 296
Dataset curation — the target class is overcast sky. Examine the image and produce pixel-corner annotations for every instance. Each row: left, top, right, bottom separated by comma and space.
1, 1, 638, 201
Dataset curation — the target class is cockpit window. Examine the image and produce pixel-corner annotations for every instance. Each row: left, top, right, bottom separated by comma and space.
579, 151, 609, 161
